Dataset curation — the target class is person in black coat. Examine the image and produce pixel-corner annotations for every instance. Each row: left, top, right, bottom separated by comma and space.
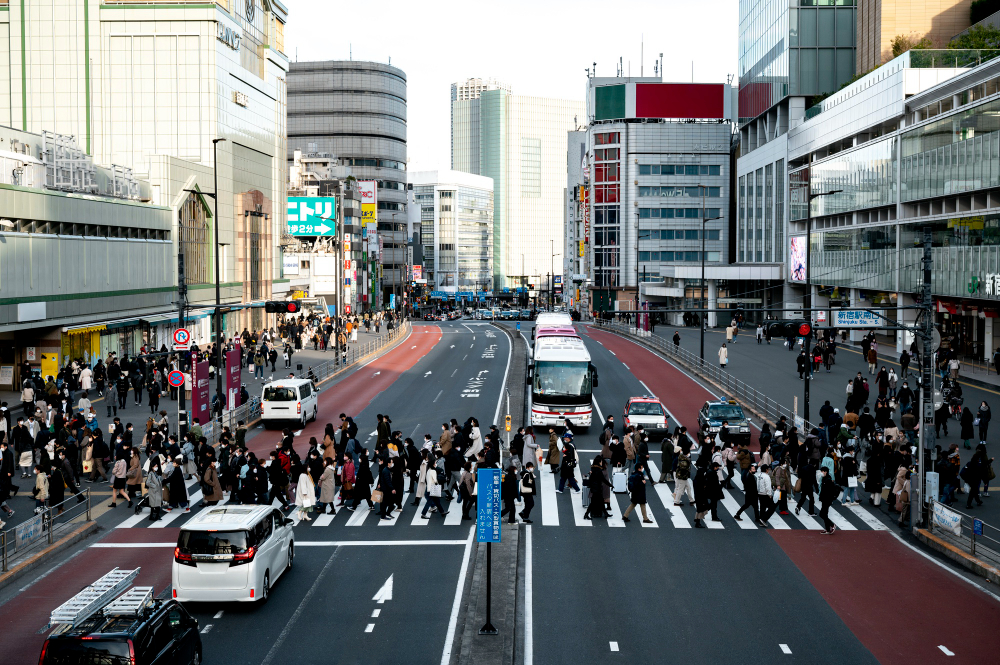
557, 443, 580, 492
405, 438, 422, 493
583, 458, 612, 520
165, 457, 190, 511
734, 462, 759, 522
499, 464, 520, 524
376, 458, 395, 520
622, 462, 651, 523
817, 467, 841, 533
0, 440, 16, 518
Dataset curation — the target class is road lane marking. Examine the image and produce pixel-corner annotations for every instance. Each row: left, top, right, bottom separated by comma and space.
938, 646, 954, 656
721, 489, 757, 529
201, 624, 213, 634
440, 527, 476, 665
411, 498, 429, 525
539, 465, 560, 526
606, 488, 626, 527
622, 364, 629, 370
213, 611, 224, 619
525, 525, 534, 665
639, 380, 656, 398
610, 642, 619, 652
451, 369, 457, 377
116, 513, 147, 529
592, 398, 604, 425
313, 512, 335, 527
779, 644, 792, 654
445, 498, 464, 525
844, 503, 889, 530
434, 390, 443, 402
372, 574, 393, 603
728, 471, 790, 528
365, 624, 375, 633
372, 609, 381, 618
493, 326, 513, 426
645, 461, 690, 528
378, 493, 409, 526
463, 355, 468, 361
571, 458, 590, 527
151, 490, 203, 527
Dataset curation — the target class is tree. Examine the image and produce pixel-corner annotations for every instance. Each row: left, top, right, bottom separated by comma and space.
949, 23, 1000, 49
891, 34, 933, 58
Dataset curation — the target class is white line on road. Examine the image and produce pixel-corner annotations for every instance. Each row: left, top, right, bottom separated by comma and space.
610, 642, 619, 652
525, 525, 534, 665
434, 390, 443, 402
622, 363, 629, 370
721, 489, 757, 529
365, 624, 375, 633
372, 609, 381, 618
592, 397, 604, 425
779, 644, 792, 655
470, 344, 474, 348
440, 528, 476, 665
115, 513, 147, 529
313, 512, 335, 527
463, 355, 467, 361
213, 611, 224, 619
639, 380, 656, 398
493, 326, 513, 427
644, 461, 689, 529
938, 646, 955, 656
451, 369, 457, 377
200, 624, 213, 634
539, 466, 559, 526
608, 350, 616, 356
409, 424, 421, 439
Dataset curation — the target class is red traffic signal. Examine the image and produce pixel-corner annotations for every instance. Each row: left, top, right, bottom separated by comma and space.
264, 300, 302, 314
797, 322, 812, 337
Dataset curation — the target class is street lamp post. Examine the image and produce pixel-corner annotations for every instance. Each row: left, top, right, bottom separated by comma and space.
802, 187, 842, 423
699, 185, 723, 362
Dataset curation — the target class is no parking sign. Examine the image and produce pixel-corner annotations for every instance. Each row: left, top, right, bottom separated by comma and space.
167, 370, 185, 388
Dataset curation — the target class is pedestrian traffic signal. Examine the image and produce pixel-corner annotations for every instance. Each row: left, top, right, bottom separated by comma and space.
264, 300, 302, 314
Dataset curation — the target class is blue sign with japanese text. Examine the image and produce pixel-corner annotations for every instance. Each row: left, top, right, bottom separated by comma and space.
974, 518, 984, 536
476, 468, 502, 543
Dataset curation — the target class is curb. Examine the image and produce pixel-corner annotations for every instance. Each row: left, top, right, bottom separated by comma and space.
0, 521, 101, 594
915, 528, 1000, 585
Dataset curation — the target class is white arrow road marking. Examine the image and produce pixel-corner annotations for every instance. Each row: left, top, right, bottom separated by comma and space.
373, 574, 393, 603
779, 644, 792, 655
424, 371, 432, 376
938, 646, 954, 656
373, 371, 381, 377
411, 345, 417, 349
451, 345, 455, 349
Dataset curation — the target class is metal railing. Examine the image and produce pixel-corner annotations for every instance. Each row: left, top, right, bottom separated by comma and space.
594, 319, 821, 434
928, 500, 1000, 567
1, 489, 92, 573
203, 320, 411, 445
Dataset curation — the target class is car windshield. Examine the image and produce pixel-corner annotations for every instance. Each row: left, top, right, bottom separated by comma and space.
177, 530, 250, 555
533, 361, 592, 397
42, 640, 131, 665
708, 405, 745, 421
629, 402, 663, 416
263, 387, 296, 402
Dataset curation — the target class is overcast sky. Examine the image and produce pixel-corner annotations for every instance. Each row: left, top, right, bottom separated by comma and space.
285, 0, 739, 171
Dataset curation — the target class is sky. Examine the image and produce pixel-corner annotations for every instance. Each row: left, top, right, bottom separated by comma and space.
285, 0, 739, 171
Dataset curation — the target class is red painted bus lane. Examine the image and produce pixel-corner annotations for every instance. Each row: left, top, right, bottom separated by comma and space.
247, 325, 441, 458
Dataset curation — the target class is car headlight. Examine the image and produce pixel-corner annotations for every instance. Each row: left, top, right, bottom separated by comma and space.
709, 426, 720, 432
740, 427, 749, 433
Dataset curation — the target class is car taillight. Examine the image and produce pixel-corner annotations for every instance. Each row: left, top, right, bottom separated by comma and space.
231, 546, 256, 566
128, 639, 136, 665
38, 639, 49, 665
297, 402, 301, 414
174, 547, 195, 567
250, 588, 255, 598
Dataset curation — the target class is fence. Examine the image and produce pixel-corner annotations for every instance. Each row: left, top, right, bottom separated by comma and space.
928, 500, 1000, 567
593, 319, 822, 434
1, 489, 92, 573
203, 320, 411, 445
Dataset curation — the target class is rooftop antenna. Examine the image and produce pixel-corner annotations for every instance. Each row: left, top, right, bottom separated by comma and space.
660, 53, 664, 81
585, 67, 591, 78
350, 44, 352, 61
593, 61, 597, 77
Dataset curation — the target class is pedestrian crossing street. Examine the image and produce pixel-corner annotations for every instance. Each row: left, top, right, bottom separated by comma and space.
112, 459, 890, 532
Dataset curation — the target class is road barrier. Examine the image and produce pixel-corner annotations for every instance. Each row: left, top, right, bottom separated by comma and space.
593, 319, 822, 435
929, 500, 1000, 567
1, 490, 92, 573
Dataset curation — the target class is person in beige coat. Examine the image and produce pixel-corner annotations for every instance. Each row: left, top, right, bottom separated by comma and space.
439, 424, 453, 455
317, 458, 337, 514
544, 428, 560, 474
33, 464, 49, 512
719, 343, 729, 369
201, 460, 224, 505
623, 428, 637, 474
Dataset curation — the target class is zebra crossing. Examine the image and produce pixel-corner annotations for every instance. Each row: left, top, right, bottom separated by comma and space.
111, 464, 890, 533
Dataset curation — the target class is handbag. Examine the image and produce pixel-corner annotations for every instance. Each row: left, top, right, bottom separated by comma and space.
371, 489, 384, 504
429, 484, 442, 498
82, 459, 93, 473
343, 480, 354, 491
974, 417, 981, 426
793, 478, 802, 493
848, 476, 858, 488
772, 489, 781, 502
249, 363, 255, 373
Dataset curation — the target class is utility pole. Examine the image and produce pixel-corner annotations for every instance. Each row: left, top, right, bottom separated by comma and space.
211, 138, 226, 417
916, 227, 935, 530
177, 253, 188, 440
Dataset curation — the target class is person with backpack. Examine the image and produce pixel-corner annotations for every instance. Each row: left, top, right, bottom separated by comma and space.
621, 462, 652, 523
519, 462, 536, 523
556, 441, 580, 493
672, 451, 695, 506
818, 467, 842, 534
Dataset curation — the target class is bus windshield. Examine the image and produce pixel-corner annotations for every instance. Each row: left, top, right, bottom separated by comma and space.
533, 361, 591, 398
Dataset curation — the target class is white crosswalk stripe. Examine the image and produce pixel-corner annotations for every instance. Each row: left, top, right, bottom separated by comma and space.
646, 461, 691, 528
538, 466, 559, 526
721, 489, 757, 529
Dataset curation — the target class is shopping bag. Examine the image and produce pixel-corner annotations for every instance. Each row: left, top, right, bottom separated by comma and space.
773, 489, 781, 502
848, 476, 858, 488
82, 459, 93, 473
371, 490, 384, 504
249, 363, 255, 373
429, 484, 442, 498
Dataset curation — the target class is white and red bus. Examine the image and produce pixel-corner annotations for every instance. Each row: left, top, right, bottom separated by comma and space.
526, 327, 598, 430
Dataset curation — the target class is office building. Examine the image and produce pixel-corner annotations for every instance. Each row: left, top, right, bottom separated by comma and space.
451, 78, 584, 289
287, 60, 408, 307
565, 129, 588, 313
857, 0, 973, 72
0, 0, 291, 376
582, 77, 734, 323
408, 170, 494, 297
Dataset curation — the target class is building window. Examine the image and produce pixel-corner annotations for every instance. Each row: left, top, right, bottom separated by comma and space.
178, 193, 210, 285
521, 137, 541, 198
765, 163, 773, 262
775, 159, 784, 263
595, 132, 620, 145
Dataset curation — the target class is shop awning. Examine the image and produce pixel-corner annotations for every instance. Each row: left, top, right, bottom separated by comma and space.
63, 324, 107, 335
936, 301, 959, 315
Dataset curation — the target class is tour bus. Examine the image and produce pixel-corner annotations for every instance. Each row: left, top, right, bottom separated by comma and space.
526, 330, 598, 430
530, 312, 574, 342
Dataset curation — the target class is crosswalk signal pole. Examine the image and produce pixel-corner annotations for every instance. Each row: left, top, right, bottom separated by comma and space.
177, 253, 188, 440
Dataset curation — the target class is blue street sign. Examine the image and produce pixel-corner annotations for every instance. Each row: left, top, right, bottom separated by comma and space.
516, 323, 521, 331
390, 293, 396, 309
974, 518, 984, 536
476, 468, 502, 543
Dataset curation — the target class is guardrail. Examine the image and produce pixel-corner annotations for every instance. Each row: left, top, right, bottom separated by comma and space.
929, 500, 1000, 567
203, 320, 411, 444
594, 319, 822, 434
1, 489, 92, 573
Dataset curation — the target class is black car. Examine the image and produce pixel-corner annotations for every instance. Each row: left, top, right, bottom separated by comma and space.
40, 599, 202, 665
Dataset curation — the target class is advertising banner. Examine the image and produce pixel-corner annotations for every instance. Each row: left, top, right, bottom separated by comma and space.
226, 344, 241, 411
193, 360, 211, 425
358, 180, 378, 224
282, 255, 299, 275
287, 197, 336, 236
789, 236, 807, 282
933, 501, 962, 536
413, 265, 422, 280
833, 309, 885, 328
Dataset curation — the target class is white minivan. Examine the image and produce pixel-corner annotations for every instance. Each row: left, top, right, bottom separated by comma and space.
172, 505, 294, 603
261, 378, 318, 429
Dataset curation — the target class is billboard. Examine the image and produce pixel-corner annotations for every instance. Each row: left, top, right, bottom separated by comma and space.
413, 265, 422, 280
192, 360, 211, 425
287, 197, 336, 236
358, 180, 378, 224
282, 255, 299, 275
635, 83, 725, 120
226, 344, 241, 411
789, 237, 807, 282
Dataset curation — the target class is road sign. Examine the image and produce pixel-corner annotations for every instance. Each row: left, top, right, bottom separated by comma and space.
476, 468, 501, 543
974, 518, 984, 536
832, 309, 884, 328
167, 370, 185, 388
173, 328, 191, 350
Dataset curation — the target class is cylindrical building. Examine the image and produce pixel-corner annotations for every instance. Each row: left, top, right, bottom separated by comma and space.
287, 60, 408, 309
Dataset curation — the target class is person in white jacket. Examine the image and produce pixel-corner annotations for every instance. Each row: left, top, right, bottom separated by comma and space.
466, 419, 484, 461
718, 343, 728, 370
294, 471, 316, 521
756, 466, 775, 527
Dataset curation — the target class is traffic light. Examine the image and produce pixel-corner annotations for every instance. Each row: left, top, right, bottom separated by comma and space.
766, 320, 812, 339
264, 300, 301, 314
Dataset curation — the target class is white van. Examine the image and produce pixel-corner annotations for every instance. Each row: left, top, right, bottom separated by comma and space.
261, 378, 318, 429
172, 505, 294, 603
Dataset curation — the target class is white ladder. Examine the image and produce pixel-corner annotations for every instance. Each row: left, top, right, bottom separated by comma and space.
103, 586, 155, 616
50, 568, 141, 626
